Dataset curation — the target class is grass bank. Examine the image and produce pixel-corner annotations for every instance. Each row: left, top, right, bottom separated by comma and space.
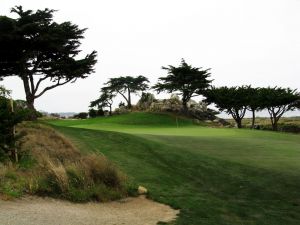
49, 112, 300, 225
0, 123, 127, 202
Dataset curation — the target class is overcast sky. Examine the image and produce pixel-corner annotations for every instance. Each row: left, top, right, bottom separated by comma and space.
1, 0, 300, 115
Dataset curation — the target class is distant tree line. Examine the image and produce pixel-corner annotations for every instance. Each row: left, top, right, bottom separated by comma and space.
205, 86, 299, 130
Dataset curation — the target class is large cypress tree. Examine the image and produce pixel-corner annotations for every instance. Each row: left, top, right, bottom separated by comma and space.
0, 6, 97, 119
153, 59, 212, 112
102, 76, 149, 109
205, 86, 248, 128
259, 87, 299, 131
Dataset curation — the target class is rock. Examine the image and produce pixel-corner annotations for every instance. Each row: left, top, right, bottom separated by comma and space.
138, 186, 148, 195
193, 119, 201, 124
170, 94, 180, 100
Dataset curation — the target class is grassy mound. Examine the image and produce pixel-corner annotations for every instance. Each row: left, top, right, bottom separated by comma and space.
49, 112, 194, 127
0, 123, 127, 202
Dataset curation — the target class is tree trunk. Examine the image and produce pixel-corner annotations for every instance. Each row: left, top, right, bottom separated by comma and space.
251, 110, 256, 129
236, 119, 242, 128
127, 89, 132, 109
272, 120, 278, 131
268, 109, 279, 131
26, 96, 37, 120
182, 100, 188, 114
22, 76, 37, 120
271, 116, 280, 131
109, 105, 112, 115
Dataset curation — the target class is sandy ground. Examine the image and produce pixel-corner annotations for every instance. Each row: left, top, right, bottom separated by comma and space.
0, 196, 179, 225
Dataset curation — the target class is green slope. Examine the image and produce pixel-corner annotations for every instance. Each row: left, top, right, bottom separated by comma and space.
49, 112, 300, 225
50, 112, 193, 127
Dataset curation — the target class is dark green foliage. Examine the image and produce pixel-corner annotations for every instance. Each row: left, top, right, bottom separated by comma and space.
0, 96, 28, 161
73, 112, 88, 119
258, 123, 300, 133
259, 87, 300, 130
88, 108, 98, 118
205, 86, 248, 128
0, 6, 97, 117
205, 86, 300, 131
102, 75, 149, 109
153, 59, 212, 111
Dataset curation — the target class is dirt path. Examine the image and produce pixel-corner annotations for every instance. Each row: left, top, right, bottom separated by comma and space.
0, 196, 179, 225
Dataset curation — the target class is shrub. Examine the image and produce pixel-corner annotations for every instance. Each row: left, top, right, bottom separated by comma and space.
73, 112, 88, 119
259, 123, 300, 133
0, 97, 29, 162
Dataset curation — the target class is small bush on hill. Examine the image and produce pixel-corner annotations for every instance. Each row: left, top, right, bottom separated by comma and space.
73, 112, 88, 119
0, 97, 29, 162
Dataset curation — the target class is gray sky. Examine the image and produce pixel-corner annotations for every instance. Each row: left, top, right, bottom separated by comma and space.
1, 0, 300, 115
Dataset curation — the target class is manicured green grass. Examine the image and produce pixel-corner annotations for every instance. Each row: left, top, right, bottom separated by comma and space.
49, 112, 300, 225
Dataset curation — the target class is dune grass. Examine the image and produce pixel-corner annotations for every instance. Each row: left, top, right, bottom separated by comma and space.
49, 112, 300, 225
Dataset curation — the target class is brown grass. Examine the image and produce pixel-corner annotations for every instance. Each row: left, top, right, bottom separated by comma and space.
0, 122, 127, 202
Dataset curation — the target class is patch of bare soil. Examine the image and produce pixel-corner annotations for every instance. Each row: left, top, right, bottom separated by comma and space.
0, 196, 179, 225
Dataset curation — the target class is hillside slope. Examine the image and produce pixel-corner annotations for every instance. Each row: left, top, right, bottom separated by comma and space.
0, 123, 126, 202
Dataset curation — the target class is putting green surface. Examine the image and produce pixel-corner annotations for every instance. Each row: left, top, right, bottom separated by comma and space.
48, 112, 300, 225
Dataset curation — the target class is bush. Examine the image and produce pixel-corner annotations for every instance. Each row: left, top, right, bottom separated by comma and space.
88, 108, 98, 118
73, 112, 88, 119
0, 97, 28, 162
259, 123, 300, 133
241, 119, 300, 134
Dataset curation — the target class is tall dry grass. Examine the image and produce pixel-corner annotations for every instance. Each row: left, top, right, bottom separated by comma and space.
0, 123, 127, 201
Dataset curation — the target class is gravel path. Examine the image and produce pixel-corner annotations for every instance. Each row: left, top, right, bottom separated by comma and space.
0, 196, 179, 225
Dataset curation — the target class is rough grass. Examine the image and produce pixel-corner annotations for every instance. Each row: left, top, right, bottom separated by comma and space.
49, 112, 300, 225
227, 117, 300, 133
0, 123, 127, 202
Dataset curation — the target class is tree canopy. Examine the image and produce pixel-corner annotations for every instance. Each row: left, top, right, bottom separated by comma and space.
153, 59, 212, 111
259, 87, 300, 130
0, 85, 11, 98
102, 75, 149, 109
0, 6, 97, 119
90, 89, 115, 115
205, 86, 249, 128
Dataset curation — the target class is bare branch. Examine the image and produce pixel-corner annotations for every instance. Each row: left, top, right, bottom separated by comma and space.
35, 79, 73, 98
34, 76, 50, 94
